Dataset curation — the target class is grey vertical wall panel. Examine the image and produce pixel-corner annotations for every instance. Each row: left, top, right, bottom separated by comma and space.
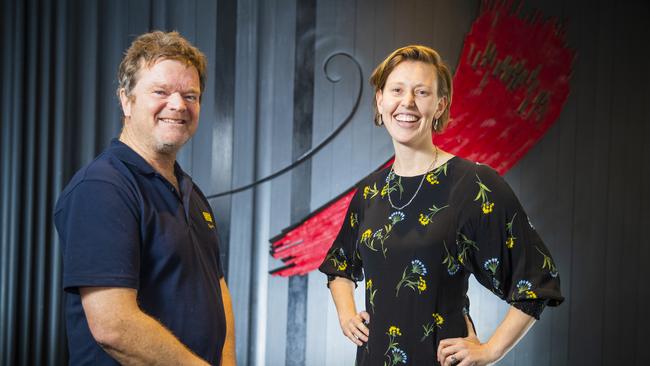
260, 0, 296, 365
0, 1, 11, 363
228, 0, 259, 364
602, 2, 645, 364
187, 0, 217, 182
566, 0, 609, 364
505, 1, 573, 365
48, 2, 69, 364
639, 62, 650, 365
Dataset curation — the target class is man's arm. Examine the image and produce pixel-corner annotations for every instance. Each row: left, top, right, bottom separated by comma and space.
80, 287, 209, 366
219, 277, 236, 366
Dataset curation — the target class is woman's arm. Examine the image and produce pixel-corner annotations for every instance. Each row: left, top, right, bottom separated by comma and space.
328, 277, 370, 346
437, 305, 536, 366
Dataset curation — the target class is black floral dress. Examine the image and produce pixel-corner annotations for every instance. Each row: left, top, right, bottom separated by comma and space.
319, 157, 563, 366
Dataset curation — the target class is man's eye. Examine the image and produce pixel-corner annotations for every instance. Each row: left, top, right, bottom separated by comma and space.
154, 90, 167, 96
185, 95, 198, 102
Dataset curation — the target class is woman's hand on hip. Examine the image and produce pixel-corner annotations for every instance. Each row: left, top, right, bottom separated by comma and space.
437, 315, 498, 366
339, 311, 370, 346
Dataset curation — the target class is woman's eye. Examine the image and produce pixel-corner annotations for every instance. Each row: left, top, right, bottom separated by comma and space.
416, 90, 430, 96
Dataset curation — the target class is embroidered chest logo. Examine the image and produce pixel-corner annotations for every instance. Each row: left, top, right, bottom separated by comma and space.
202, 211, 215, 229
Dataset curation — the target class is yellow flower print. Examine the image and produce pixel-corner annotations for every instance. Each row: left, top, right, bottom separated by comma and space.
396, 260, 428, 296
361, 229, 372, 241
386, 325, 404, 364
337, 261, 347, 271
456, 232, 478, 266
535, 246, 559, 277
367, 279, 377, 313
419, 204, 449, 226
417, 277, 427, 292
418, 213, 430, 226
388, 326, 402, 336
349, 212, 358, 228
432, 313, 444, 327
421, 312, 444, 341
426, 172, 439, 185
383, 171, 404, 200
525, 290, 537, 299
505, 213, 517, 248
474, 174, 493, 215
363, 183, 380, 200
481, 202, 494, 214
325, 248, 348, 274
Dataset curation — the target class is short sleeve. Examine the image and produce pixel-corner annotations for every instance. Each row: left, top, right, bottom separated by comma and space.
457, 165, 563, 319
54, 180, 141, 293
318, 188, 364, 286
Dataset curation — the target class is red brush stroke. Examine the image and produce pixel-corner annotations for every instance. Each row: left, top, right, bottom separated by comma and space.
270, 0, 574, 277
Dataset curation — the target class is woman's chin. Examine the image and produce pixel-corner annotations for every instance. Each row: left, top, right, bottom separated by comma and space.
389, 130, 432, 147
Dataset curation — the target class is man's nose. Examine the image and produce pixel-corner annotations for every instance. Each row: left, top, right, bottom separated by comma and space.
167, 92, 187, 111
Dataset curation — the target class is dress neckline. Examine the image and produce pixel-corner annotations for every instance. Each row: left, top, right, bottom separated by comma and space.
391, 156, 458, 179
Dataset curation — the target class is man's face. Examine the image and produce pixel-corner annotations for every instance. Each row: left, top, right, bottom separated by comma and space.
120, 59, 201, 156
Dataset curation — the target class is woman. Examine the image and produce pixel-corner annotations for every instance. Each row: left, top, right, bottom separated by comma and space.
319, 45, 563, 366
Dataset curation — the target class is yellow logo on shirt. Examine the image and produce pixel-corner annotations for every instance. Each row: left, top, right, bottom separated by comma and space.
202, 211, 215, 229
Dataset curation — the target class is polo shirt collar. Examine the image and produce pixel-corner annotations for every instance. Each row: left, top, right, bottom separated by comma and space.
109, 139, 194, 202
109, 139, 190, 179
109, 139, 157, 175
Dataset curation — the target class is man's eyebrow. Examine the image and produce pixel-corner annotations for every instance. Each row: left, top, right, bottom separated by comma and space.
149, 82, 200, 94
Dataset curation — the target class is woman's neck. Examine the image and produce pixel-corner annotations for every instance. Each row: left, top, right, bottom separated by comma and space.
392, 139, 453, 177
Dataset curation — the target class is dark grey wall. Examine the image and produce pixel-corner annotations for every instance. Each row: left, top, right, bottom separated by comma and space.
1, 0, 648, 365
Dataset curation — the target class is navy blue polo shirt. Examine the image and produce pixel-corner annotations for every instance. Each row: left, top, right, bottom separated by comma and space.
54, 139, 226, 365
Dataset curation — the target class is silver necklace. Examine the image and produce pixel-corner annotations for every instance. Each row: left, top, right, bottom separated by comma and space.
388, 147, 438, 210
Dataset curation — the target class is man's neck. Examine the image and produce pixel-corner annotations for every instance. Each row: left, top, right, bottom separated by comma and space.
118, 134, 179, 190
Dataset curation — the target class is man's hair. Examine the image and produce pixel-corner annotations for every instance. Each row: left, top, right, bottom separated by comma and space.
117, 31, 207, 100
369, 45, 453, 132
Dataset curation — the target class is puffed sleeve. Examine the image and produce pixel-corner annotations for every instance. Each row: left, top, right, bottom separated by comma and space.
318, 187, 364, 286
457, 165, 563, 319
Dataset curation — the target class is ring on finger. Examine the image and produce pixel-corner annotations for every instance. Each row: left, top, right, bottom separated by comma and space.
450, 355, 458, 365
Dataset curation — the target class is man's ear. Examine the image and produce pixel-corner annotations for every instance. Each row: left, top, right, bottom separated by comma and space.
119, 88, 131, 118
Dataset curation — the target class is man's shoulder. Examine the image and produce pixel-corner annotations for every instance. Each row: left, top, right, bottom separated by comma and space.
57, 150, 135, 206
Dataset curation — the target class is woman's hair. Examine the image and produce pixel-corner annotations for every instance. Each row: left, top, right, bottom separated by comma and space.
369, 45, 453, 132
117, 31, 207, 100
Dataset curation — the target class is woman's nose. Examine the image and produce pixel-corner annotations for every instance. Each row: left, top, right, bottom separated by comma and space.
400, 92, 415, 107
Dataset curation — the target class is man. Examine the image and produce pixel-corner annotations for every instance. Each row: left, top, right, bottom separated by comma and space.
54, 31, 236, 365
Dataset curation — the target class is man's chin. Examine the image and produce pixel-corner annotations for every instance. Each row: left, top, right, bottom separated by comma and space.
155, 141, 184, 155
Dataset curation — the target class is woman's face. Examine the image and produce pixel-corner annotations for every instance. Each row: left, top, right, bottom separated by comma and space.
376, 60, 446, 148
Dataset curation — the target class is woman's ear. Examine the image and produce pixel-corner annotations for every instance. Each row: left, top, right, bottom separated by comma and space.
376, 89, 384, 114
435, 95, 448, 119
